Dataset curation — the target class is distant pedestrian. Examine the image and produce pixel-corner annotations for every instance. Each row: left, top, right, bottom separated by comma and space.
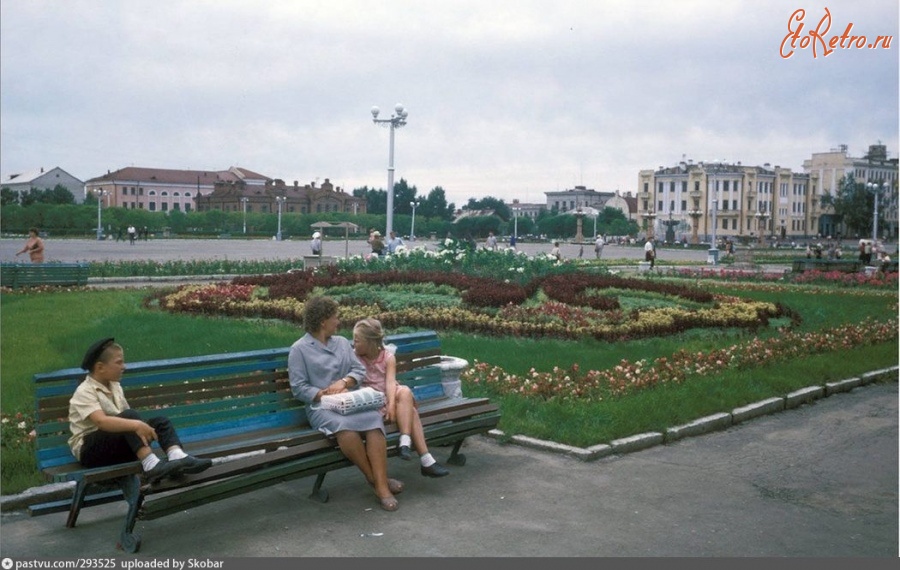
15, 227, 45, 263
594, 235, 605, 259
486, 231, 497, 251
386, 231, 404, 254
310, 232, 322, 255
127, 225, 136, 246
550, 241, 562, 261
644, 238, 656, 269
370, 231, 385, 256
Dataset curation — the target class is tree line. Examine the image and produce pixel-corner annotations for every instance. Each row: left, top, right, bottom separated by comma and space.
2, 179, 639, 240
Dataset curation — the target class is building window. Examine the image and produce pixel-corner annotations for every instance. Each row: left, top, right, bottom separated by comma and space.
184, 204, 191, 212
149, 203, 156, 211
162, 203, 168, 212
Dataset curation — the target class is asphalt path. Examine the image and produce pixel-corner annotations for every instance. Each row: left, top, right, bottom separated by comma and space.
0, 381, 896, 558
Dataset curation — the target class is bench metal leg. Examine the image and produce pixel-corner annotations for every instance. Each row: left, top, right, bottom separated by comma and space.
446, 439, 467, 466
65, 479, 89, 528
117, 475, 144, 553
309, 473, 329, 503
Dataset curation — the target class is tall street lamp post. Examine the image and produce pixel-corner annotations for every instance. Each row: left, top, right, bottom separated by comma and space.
275, 196, 285, 241
94, 189, 109, 240
512, 207, 520, 245
708, 170, 719, 265
371, 104, 408, 239
241, 197, 249, 234
409, 199, 420, 240
866, 181, 883, 242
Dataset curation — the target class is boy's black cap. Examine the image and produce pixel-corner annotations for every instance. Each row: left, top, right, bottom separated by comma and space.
81, 337, 115, 371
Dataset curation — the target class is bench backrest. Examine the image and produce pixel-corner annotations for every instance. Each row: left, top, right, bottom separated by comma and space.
0, 262, 90, 289
33, 330, 449, 473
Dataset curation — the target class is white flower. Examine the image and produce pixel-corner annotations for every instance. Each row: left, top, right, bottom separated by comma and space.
17, 421, 26, 430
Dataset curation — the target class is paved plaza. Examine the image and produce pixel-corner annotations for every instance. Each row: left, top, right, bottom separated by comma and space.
0, 236, 713, 265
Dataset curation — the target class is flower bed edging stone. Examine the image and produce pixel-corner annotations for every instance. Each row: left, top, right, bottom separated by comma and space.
481, 366, 898, 463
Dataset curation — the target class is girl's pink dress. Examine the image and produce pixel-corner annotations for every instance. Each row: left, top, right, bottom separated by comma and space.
360, 348, 409, 414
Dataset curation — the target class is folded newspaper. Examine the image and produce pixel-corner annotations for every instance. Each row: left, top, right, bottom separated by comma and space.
316, 386, 385, 415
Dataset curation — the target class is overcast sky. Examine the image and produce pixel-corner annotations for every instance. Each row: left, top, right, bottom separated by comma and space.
1, 0, 897, 207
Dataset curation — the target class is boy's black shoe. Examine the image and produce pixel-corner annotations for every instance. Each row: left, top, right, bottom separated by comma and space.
143, 459, 181, 484
398, 445, 412, 461
170, 455, 213, 475
421, 462, 450, 478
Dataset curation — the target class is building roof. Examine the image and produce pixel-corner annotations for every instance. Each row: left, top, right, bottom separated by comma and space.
2, 166, 83, 186
85, 166, 271, 185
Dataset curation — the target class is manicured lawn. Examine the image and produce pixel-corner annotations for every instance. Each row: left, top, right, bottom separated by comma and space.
1, 269, 897, 494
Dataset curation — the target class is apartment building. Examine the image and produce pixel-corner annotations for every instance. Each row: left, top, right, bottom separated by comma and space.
195, 177, 365, 216
84, 166, 270, 212
802, 144, 898, 240
638, 143, 897, 244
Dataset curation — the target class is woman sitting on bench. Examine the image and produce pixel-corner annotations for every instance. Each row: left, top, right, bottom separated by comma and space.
287, 296, 403, 512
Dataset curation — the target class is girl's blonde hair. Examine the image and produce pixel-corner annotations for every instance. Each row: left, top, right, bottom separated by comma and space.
353, 318, 384, 350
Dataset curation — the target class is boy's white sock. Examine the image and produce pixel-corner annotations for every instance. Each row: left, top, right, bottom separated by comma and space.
420, 453, 436, 467
167, 446, 188, 461
399, 434, 412, 448
141, 454, 161, 472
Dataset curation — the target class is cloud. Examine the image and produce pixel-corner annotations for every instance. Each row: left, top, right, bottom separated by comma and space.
2, 0, 897, 208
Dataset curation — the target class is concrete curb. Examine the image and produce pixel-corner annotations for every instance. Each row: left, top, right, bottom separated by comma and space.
3, 366, 898, 513
485, 365, 898, 463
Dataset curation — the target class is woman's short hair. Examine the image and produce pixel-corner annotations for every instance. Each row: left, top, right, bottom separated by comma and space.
352, 318, 384, 349
303, 296, 338, 333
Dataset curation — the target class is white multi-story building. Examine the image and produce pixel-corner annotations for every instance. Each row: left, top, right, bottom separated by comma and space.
802, 144, 898, 240
639, 143, 897, 244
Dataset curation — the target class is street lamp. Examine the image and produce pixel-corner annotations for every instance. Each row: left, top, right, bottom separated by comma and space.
512, 207, 520, 246
240, 197, 249, 234
94, 189, 109, 240
275, 196, 286, 241
371, 103, 409, 239
866, 181, 883, 242
708, 169, 719, 264
409, 199, 420, 240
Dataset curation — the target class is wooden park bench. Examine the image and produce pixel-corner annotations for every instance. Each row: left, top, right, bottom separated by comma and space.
791, 258, 863, 274
0, 262, 90, 289
30, 330, 500, 552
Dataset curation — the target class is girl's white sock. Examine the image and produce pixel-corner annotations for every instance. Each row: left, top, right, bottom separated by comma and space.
420, 453, 436, 467
399, 434, 412, 448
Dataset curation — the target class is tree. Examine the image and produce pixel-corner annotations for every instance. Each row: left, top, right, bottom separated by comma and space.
421, 186, 454, 221
45, 184, 77, 204
354, 185, 386, 215
820, 174, 880, 238
464, 196, 511, 221
392, 179, 418, 215
1, 187, 17, 206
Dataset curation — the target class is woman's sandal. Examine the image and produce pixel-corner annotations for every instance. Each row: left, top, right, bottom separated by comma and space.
379, 495, 399, 512
369, 478, 404, 495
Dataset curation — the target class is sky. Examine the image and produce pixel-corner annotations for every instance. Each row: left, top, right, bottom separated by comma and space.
1, 0, 898, 208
